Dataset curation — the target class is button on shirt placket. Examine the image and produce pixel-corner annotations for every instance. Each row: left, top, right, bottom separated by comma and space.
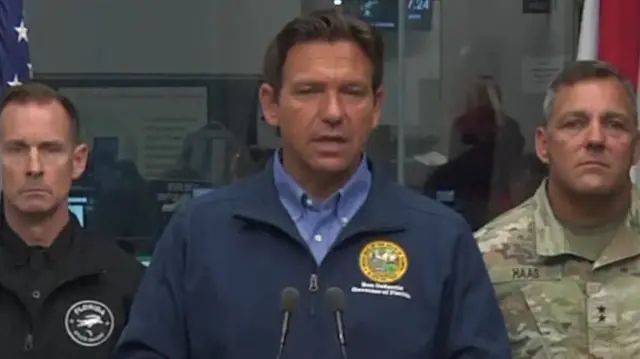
300, 196, 346, 264
31, 247, 47, 278
29, 249, 47, 299
22, 249, 47, 353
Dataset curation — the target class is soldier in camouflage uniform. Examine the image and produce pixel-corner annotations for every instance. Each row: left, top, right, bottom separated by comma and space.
476, 60, 640, 358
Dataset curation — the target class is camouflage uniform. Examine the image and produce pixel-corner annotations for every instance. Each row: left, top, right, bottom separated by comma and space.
476, 181, 640, 359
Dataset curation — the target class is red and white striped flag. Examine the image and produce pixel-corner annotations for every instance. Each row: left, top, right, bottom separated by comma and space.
577, 0, 640, 181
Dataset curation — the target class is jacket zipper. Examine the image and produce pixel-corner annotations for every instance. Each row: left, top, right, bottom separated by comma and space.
308, 273, 319, 316
23, 333, 33, 351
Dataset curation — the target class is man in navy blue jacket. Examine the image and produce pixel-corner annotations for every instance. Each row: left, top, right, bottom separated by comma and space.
114, 8, 510, 359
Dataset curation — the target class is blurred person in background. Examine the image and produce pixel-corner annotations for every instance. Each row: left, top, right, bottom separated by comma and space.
476, 60, 640, 358
503, 153, 547, 209
424, 77, 525, 229
179, 116, 240, 184
0, 83, 143, 359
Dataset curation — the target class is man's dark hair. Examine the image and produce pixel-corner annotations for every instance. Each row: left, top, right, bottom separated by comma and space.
0, 82, 80, 142
543, 60, 638, 123
262, 8, 384, 99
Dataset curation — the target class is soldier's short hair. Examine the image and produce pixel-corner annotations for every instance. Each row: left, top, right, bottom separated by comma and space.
542, 60, 638, 123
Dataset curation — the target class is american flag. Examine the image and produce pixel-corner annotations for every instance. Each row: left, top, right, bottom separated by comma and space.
0, 0, 31, 89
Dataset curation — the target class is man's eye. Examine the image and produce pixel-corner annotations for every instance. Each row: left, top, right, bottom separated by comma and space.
41, 145, 65, 153
4, 146, 25, 153
562, 118, 585, 128
343, 88, 366, 96
605, 120, 627, 130
297, 88, 316, 94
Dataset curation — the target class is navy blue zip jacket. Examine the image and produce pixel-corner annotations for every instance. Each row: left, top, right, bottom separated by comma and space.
114, 161, 510, 359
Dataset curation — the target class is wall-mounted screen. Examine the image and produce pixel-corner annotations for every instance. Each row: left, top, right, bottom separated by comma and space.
69, 196, 88, 227
343, 0, 433, 30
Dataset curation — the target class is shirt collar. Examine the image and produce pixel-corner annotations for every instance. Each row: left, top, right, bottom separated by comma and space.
273, 150, 372, 221
531, 180, 567, 256
0, 213, 76, 267
532, 179, 640, 262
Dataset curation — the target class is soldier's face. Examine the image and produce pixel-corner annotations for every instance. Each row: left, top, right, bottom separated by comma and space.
535, 78, 638, 195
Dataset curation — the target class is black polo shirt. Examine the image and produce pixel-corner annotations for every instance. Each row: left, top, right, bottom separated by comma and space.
1, 214, 74, 281
0, 213, 144, 359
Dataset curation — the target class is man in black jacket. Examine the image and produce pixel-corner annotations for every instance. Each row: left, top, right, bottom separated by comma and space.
0, 82, 144, 359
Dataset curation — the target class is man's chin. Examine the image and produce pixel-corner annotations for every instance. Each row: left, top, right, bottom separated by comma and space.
312, 161, 349, 174
16, 201, 56, 216
309, 157, 352, 174
572, 179, 616, 196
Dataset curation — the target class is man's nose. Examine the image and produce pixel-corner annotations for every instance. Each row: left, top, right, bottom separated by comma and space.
585, 121, 606, 149
320, 92, 344, 126
26, 148, 44, 177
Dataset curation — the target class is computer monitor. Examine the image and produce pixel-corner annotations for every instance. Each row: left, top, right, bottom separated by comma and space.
138, 256, 152, 267
344, 0, 433, 30
68, 196, 88, 227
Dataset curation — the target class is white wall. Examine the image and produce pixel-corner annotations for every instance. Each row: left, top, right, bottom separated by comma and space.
26, 0, 576, 155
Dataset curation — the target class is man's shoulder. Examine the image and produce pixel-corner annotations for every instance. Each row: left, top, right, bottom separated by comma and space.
80, 231, 142, 265
390, 182, 470, 229
76, 232, 145, 293
184, 174, 265, 214
474, 200, 538, 283
163, 173, 275, 243
384, 185, 480, 261
473, 200, 558, 358
475, 198, 536, 248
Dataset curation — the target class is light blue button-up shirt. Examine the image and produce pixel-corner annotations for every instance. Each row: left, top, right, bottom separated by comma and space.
273, 152, 371, 264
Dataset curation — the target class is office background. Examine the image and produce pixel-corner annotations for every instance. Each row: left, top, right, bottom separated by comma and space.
22, 0, 581, 257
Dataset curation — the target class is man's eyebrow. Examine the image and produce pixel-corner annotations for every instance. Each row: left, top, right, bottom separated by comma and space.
3, 139, 67, 146
558, 110, 630, 119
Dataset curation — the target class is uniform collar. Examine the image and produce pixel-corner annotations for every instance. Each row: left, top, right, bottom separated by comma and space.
532, 179, 640, 268
272, 150, 371, 221
531, 180, 568, 257
0, 213, 77, 267
597, 188, 640, 268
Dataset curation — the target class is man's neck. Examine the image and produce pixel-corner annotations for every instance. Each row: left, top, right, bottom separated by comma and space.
3, 203, 69, 247
281, 150, 360, 201
547, 179, 631, 228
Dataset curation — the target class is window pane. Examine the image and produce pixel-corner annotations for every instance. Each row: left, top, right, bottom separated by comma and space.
401, 0, 574, 230
24, 0, 579, 259
25, 0, 299, 257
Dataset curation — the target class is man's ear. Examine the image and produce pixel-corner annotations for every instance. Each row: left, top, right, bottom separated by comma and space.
371, 87, 384, 129
259, 83, 280, 128
534, 126, 549, 165
71, 143, 89, 180
632, 131, 640, 164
